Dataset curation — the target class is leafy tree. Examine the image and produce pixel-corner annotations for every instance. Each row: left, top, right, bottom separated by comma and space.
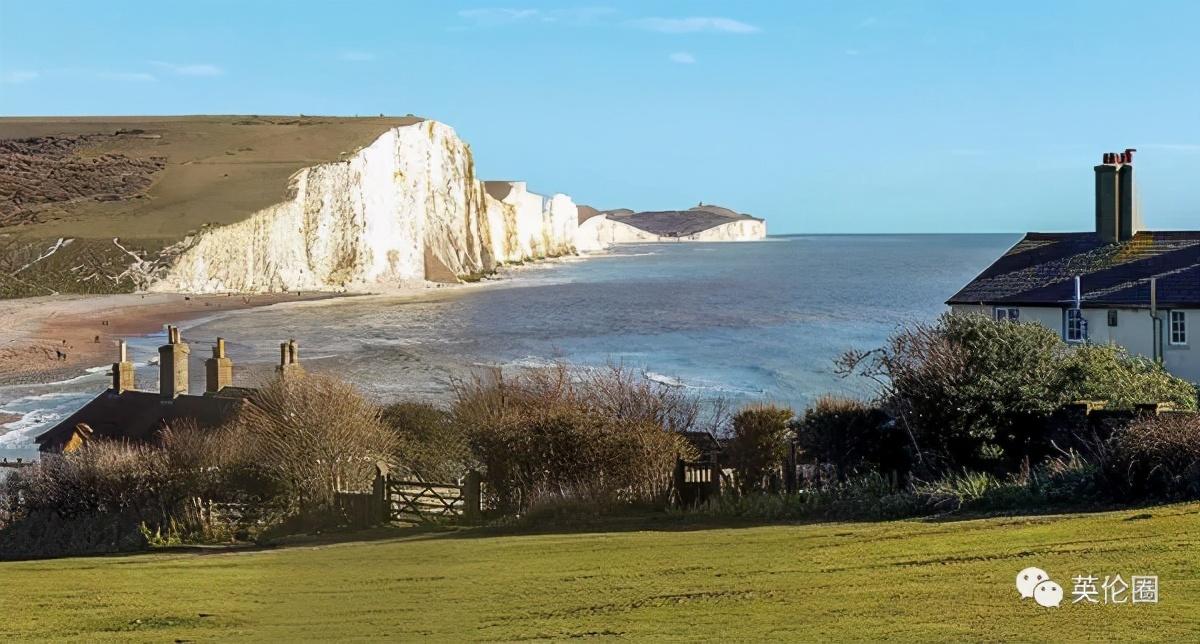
726, 404, 795, 494
839, 313, 1197, 474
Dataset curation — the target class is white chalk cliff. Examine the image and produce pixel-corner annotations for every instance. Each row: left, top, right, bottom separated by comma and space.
577, 215, 766, 246
152, 121, 590, 293
148, 120, 766, 294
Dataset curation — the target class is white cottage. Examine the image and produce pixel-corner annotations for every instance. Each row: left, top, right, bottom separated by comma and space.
947, 149, 1199, 384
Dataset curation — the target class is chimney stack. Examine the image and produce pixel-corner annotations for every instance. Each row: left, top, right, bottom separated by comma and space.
158, 325, 190, 399
276, 338, 304, 379
205, 337, 233, 393
1094, 148, 1140, 243
112, 339, 135, 393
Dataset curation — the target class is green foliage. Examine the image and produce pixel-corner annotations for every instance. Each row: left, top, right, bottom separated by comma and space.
840, 312, 1198, 474
725, 404, 794, 494
1058, 344, 1198, 410
790, 396, 900, 480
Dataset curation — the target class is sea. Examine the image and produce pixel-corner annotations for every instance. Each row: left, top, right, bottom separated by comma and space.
0, 234, 1018, 461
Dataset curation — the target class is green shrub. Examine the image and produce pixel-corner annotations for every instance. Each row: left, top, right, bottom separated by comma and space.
725, 404, 794, 494
791, 396, 901, 480
1109, 413, 1200, 500
840, 313, 1197, 475
1059, 344, 1199, 410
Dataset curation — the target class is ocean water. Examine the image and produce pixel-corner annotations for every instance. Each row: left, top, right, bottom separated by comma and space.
0, 234, 1018, 459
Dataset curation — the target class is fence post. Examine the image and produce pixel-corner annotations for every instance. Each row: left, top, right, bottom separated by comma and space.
708, 462, 722, 499
784, 441, 798, 494
463, 469, 482, 524
372, 461, 390, 525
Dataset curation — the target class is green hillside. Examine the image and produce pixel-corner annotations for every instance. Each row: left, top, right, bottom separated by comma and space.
2, 504, 1197, 640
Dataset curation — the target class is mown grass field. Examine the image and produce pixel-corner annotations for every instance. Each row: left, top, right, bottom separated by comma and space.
2, 504, 1198, 641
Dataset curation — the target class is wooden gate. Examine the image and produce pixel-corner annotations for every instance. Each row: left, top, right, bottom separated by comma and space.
673, 459, 722, 506
384, 471, 481, 524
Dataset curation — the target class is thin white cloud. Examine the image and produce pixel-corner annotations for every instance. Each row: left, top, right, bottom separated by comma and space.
150, 61, 223, 76
99, 71, 157, 82
631, 16, 759, 34
457, 7, 614, 26
669, 51, 696, 64
339, 50, 376, 62
458, 8, 544, 25
2, 70, 39, 83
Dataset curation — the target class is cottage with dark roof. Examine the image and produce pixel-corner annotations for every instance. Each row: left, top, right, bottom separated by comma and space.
35, 328, 301, 452
947, 149, 1198, 383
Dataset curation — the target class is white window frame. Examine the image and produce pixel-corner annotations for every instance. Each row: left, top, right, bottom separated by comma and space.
1065, 308, 1087, 343
994, 307, 1019, 322
1169, 310, 1187, 346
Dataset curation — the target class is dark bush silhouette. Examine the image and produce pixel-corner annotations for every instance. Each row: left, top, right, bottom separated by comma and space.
725, 404, 794, 494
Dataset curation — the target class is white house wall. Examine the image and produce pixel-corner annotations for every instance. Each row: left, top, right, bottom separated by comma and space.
950, 304, 1199, 384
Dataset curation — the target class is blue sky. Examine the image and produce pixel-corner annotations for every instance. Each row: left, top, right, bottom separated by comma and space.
2, 1, 1198, 234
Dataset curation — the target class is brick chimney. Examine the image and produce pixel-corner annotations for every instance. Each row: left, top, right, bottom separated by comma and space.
158, 325, 190, 399
276, 338, 304, 378
1094, 148, 1140, 243
112, 339, 135, 393
205, 337, 233, 393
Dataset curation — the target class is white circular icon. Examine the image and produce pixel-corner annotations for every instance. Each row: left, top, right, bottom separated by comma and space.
1016, 567, 1050, 599
1033, 580, 1063, 608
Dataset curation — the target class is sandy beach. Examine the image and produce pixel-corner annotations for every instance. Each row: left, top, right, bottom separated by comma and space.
0, 259, 561, 388
0, 291, 344, 386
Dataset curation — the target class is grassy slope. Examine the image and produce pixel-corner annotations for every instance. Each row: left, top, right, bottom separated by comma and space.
2, 504, 1198, 641
0, 115, 421, 240
0, 116, 420, 297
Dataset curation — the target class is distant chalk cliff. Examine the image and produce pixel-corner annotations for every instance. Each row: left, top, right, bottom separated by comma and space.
152, 121, 584, 293
0, 117, 767, 296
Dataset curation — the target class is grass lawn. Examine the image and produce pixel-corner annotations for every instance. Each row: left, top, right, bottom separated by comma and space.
2, 503, 1198, 641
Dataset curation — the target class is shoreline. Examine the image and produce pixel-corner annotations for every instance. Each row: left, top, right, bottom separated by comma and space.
0, 292, 341, 387
0, 253, 601, 388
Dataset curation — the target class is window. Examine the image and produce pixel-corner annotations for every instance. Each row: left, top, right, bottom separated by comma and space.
1107, 310, 1118, 327
1170, 311, 1187, 345
1066, 308, 1087, 342
994, 307, 1019, 322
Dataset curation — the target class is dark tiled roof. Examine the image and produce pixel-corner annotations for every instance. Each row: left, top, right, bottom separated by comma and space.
679, 430, 726, 460
34, 387, 253, 451
947, 231, 1200, 308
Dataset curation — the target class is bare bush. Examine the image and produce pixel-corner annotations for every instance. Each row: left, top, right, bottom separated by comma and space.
382, 402, 473, 481
453, 363, 698, 513
1110, 413, 1200, 500
235, 374, 397, 511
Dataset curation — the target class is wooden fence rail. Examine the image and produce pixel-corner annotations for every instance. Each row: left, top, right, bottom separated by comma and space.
332, 465, 483, 528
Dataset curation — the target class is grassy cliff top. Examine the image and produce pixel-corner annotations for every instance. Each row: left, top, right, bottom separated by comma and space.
0, 115, 422, 240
